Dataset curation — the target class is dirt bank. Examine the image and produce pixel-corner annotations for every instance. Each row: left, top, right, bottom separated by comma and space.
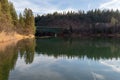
0, 32, 34, 43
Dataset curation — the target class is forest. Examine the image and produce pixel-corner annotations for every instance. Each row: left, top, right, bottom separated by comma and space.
0, 0, 35, 35
1, 0, 120, 37
35, 9, 120, 37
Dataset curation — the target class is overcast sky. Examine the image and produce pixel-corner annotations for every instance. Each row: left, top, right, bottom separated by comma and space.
8, 0, 120, 15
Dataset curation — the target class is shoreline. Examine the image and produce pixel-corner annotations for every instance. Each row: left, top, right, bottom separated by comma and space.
0, 32, 35, 43
36, 33, 120, 39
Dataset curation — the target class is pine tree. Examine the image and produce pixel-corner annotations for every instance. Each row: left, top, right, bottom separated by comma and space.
0, 2, 2, 32
0, 0, 12, 31
28, 9, 35, 34
0, 0, 11, 20
19, 13, 25, 28
23, 8, 35, 35
0, 2, 1, 16
9, 2, 18, 27
1, 0, 9, 14
0, 0, 35, 34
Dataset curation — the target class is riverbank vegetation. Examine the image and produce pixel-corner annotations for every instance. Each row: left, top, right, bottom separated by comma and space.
35, 9, 120, 37
0, 0, 35, 42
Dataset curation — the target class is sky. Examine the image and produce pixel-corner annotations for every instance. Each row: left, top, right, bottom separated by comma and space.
8, 0, 120, 15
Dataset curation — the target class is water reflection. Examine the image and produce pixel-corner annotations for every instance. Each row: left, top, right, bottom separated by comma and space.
0, 38, 120, 80
17, 39, 36, 64
0, 39, 35, 80
0, 41, 18, 80
36, 38, 120, 60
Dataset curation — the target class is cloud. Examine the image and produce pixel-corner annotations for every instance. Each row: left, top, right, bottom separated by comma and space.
8, 0, 76, 15
9, 0, 114, 15
9, 0, 57, 14
100, 60, 120, 73
92, 72, 105, 80
99, 0, 120, 10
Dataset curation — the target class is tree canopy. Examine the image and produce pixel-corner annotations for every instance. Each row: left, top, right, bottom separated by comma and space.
0, 0, 35, 35
35, 9, 120, 27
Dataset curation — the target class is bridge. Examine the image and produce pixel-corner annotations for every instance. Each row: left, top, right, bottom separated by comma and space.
35, 26, 64, 37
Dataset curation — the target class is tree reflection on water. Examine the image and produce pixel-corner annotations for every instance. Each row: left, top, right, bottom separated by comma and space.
0, 38, 120, 80
0, 39, 35, 80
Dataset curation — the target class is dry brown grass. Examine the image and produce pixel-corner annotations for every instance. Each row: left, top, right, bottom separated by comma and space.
0, 31, 34, 43
0, 31, 14, 42
0, 31, 34, 52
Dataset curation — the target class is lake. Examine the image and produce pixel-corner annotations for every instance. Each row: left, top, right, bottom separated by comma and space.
0, 38, 120, 80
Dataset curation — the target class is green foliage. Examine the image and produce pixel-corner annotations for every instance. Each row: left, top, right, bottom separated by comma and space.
0, 0, 35, 35
17, 8, 35, 35
23, 8, 35, 35
0, 0, 13, 32
1, 0, 9, 14
0, 2, 3, 32
0, 2, 1, 16
19, 13, 25, 28
9, 2, 18, 26
0, 0, 12, 21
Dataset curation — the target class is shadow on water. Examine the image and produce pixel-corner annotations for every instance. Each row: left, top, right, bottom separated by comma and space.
0, 37, 120, 80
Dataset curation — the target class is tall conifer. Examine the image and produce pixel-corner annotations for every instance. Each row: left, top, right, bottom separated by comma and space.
9, 2, 18, 26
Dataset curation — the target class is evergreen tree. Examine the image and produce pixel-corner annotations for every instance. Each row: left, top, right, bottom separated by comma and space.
0, 2, 1, 16
19, 13, 25, 28
0, 0, 35, 35
9, 2, 18, 26
1, 0, 9, 14
0, 0, 11, 21
0, 2, 2, 32
0, 0, 12, 31
23, 8, 35, 35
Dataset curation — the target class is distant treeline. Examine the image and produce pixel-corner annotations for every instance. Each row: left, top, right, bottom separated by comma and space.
0, 0, 35, 35
35, 9, 120, 35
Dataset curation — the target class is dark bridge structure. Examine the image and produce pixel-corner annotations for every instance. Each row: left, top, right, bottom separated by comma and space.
35, 26, 73, 37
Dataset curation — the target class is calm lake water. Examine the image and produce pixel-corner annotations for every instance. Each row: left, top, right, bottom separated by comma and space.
0, 38, 120, 80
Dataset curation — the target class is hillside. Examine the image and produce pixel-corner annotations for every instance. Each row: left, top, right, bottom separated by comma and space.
35, 10, 120, 37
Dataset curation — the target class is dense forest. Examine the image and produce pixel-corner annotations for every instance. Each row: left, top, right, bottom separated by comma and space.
35, 9, 120, 36
0, 0, 35, 35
